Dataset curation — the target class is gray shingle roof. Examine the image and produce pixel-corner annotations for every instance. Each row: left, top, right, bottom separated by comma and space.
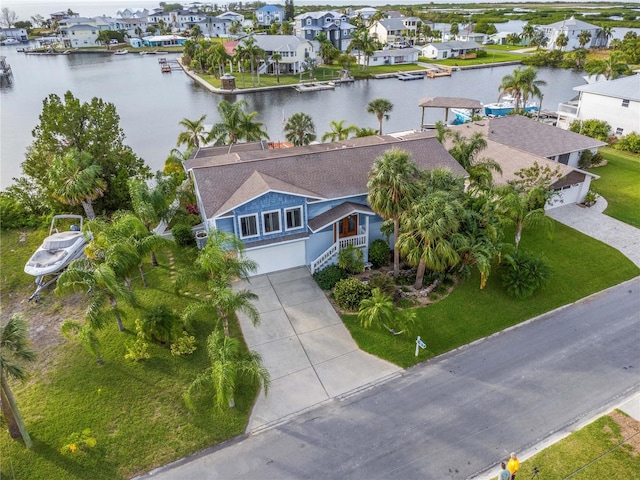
486, 116, 606, 158
192, 136, 466, 220
426, 41, 482, 50
308, 202, 374, 233
574, 74, 640, 102
252, 35, 311, 52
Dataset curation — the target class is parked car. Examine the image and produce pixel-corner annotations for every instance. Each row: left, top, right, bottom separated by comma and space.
110, 39, 119, 45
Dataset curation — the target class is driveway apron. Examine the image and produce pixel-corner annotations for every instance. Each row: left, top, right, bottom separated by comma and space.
547, 197, 640, 268
233, 267, 402, 432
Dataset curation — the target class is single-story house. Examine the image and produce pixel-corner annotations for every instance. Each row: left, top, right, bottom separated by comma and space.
446, 116, 601, 208
421, 41, 482, 60
0, 28, 28, 42
557, 74, 640, 136
359, 47, 420, 66
185, 134, 467, 275
143, 35, 187, 47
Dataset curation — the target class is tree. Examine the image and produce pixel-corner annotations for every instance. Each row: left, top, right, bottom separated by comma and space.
284, 0, 294, 21
284, 112, 316, 146
498, 67, 546, 113
322, 120, 356, 142
448, 131, 502, 188
522, 23, 535, 45
31, 14, 45, 28
357, 288, 415, 334
568, 119, 611, 141
270, 52, 282, 83
56, 259, 135, 332
209, 99, 268, 152
0, 8, 17, 28
555, 33, 568, 51
496, 162, 559, 249
316, 32, 340, 65
367, 148, 420, 278
48, 148, 106, 220
22, 91, 150, 215
354, 127, 379, 138
584, 51, 629, 80
597, 26, 613, 47
190, 24, 203, 40
449, 22, 459, 40
177, 114, 208, 150
506, 33, 521, 46
0, 315, 35, 448
348, 28, 378, 71
366, 98, 393, 135
186, 330, 269, 411
577, 30, 592, 49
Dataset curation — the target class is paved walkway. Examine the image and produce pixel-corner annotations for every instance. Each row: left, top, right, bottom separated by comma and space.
233, 267, 402, 433
547, 197, 640, 268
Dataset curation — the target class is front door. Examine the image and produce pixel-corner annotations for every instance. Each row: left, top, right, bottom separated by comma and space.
336, 214, 358, 240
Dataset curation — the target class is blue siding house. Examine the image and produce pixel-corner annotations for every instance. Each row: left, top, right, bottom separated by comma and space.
185, 134, 466, 276
294, 10, 356, 52
255, 5, 285, 26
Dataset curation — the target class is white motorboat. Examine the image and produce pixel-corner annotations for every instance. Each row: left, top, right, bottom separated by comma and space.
25, 215, 87, 300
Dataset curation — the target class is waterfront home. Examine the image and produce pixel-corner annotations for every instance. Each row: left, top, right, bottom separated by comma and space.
0, 28, 28, 42
60, 24, 100, 48
143, 35, 187, 47
369, 17, 420, 45
193, 17, 233, 38
185, 134, 466, 275
421, 41, 482, 60
538, 16, 606, 51
359, 47, 420, 67
455, 25, 487, 44
556, 74, 640, 136
249, 35, 318, 74
294, 11, 356, 52
255, 5, 285, 27
148, 10, 207, 31
217, 11, 244, 23
445, 120, 598, 209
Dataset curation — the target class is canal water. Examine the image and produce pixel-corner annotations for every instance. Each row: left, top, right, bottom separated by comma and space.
1, 43, 588, 188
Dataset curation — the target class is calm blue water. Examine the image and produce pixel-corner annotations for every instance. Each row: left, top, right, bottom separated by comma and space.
0, 44, 592, 188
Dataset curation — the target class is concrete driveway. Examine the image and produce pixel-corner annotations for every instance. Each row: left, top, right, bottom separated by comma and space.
233, 267, 402, 432
547, 197, 640, 268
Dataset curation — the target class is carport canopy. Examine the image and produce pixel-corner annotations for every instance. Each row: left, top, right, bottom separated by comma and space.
418, 97, 483, 128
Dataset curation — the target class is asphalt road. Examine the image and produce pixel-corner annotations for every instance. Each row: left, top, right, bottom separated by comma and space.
143, 278, 640, 480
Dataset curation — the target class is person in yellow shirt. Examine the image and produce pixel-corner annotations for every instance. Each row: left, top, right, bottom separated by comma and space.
507, 452, 520, 480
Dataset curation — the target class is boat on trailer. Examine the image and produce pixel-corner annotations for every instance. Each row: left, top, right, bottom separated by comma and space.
24, 215, 87, 301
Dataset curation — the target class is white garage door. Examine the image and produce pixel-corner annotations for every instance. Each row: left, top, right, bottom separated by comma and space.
548, 185, 581, 210
246, 240, 307, 275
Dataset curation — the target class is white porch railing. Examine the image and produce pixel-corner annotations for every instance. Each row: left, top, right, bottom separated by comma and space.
310, 233, 367, 274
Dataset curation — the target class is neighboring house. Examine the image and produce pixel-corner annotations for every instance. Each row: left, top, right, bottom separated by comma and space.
369, 17, 420, 45
143, 35, 187, 46
421, 41, 482, 60
109, 16, 149, 37
255, 5, 284, 26
447, 116, 601, 208
0, 28, 28, 41
60, 24, 99, 48
456, 25, 487, 44
538, 16, 606, 51
185, 134, 467, 276
487, 31, 513, 45
247, 35, 318, 74
194, 17, 232, 37
294, 11, 356, 52
351, 7, 378, 22
148, 10, 207, 31
217, 11, 244, 23
358, 47, 420, 66
556, 74, 640, 136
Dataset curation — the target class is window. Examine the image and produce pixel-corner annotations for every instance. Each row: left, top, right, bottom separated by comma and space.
262, 210, 281, 234
239, 214, 258, 239
285, 207, 302, 230
616, 127, 624, 136
306, 18, 311, 25
621, 99, 630, 108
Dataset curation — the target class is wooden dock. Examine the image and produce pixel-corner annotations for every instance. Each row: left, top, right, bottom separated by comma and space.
160, 59, 182, 73
426, 66, 452, 78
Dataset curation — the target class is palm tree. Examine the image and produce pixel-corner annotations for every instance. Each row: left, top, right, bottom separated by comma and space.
357, 288, 395, 329
321, 120, 357, 142
270, 51, 282, 83
597, 26, 613, 47
163, 148, 189, 183
449, 22, 459, 40
585, 51, 629, 80
354, 127, 379, 138
48, 148, 106, 220
498, 67, 545, 113
367, 148, 420, 278
209, 100, 268, 152
497, 185, 554, 249
434, 121, 450, 143
366, 98, 393, 135
186, 330, 269, 411
177, 114, 208, 150
1, 315, 35, 448
555, 33, 568, 51
520, 66, 547, 109
521, 23, 535, 45
577, 30, 592, 49
56, 259, 135, 332
348, 27, 377, 71
448, 131, 502, 188
284, 112, 316, 146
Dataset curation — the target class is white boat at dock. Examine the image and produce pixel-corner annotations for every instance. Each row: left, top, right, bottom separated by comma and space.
113, 49, 129, 55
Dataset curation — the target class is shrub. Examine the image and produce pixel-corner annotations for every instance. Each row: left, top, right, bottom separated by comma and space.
501, 250, 551, 299
579, 150, 604, 169
140, 304, 182, 345
338, 244, 364, 274
172, 223, 196, 247
171, 334, 197, 356
614, 132, 640, 154
368, 239, 391, 268
333, 277, 371, 311
313, 264, 349, 290
569, 119, 611, 142
368, 273, 396, 297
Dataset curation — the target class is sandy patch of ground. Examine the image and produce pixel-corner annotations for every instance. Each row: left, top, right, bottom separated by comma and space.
609, 410, 640, 457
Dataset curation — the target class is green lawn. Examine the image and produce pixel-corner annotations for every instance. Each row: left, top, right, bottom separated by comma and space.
589, 147, 640, 228
0, 235, 257, 480
342, 221, 639, 368
420, 51, 527, 67
492, 412, 640, 480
